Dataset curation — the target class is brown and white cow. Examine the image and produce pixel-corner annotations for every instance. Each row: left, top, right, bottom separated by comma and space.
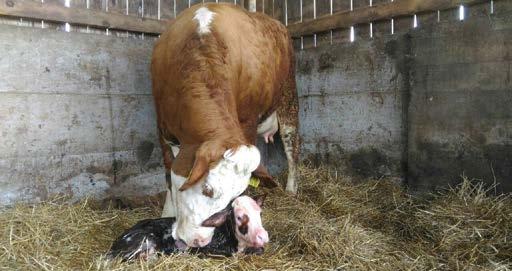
151, 3, 299, 248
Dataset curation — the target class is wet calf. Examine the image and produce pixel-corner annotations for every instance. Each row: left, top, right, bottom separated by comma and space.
108, 195, 268, 261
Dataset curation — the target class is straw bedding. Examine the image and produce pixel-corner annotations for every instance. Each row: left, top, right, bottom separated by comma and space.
1, 164, 511, 270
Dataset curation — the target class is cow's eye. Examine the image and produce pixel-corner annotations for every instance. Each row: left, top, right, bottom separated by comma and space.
202, 184, 213, 198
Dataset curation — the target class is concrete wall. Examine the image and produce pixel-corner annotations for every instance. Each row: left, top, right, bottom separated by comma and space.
296, 35, 409, 179
408, 4, 512, 192
0, 24, 165, 205
296, 3, 512, 192
0, 23, 286, 206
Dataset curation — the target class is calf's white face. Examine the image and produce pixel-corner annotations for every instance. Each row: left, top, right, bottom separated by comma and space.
231, 195, 269, 250
170, 145, 261, 247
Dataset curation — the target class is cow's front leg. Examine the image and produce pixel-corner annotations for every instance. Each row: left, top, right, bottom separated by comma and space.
159, 132, 178, 218
161, 183, 175, 218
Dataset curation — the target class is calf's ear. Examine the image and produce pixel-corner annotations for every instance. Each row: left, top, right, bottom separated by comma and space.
201, 209, 231, 227
252, 164, 278, 188
252, 194, 267, 208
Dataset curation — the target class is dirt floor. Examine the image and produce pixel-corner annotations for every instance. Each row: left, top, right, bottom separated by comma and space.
1, 165, 511, 270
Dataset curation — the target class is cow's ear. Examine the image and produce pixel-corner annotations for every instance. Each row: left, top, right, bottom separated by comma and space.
180, 155, 209, 191
180, 142, 226, 191
201, 209, 231, 227
252, 194, 267, 208
252, 163, 278, 188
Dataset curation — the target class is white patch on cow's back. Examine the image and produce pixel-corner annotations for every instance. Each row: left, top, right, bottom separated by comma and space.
193, 7, 215, 35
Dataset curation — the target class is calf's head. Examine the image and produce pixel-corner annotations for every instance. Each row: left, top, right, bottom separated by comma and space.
202, 194, 269, 250
171, 143, 275, 248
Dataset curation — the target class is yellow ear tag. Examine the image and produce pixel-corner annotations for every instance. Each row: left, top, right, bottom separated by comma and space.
248, 177, 260, 188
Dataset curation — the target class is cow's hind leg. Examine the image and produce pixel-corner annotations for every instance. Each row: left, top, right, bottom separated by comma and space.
277, 60, 300, 193
159, 131, 178, 218
278, 114, 299, 193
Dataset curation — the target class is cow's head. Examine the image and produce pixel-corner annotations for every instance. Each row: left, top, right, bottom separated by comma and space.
202, 194, 269, 250
171, 143, 276, 248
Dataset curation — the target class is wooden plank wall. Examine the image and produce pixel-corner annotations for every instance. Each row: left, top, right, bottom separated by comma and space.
279, 0, 500, 50
0, 0, 283, 38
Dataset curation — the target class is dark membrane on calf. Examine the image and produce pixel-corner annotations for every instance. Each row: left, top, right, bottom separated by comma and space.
107, 217, 181, 261
108, 212, 264, 261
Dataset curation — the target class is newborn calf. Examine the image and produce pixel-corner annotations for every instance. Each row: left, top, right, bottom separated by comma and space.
108, 195, 268, 261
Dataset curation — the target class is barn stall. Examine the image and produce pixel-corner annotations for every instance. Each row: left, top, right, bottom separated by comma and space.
0, 0, 511, 270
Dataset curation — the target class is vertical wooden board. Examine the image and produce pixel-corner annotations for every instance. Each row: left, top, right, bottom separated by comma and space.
468, 2, 493, 18
302, 0, 313, 20
41, 0, 77, 32
273, 0, 282, 21
355, 23, 370, 41
353, 0, 368, 9
369, 0, 387, 37
353, 0, 370, 42
72, 0, 89, 9
302, 0, 315, 48
314, 0, 330, 47
333, 0, 350, 13
108, 0, 128, 15
271, 0, 284, 23
438, 6, 459, 23
160, 0, 175, 19
256, 0, 262, 13
417, 10, 439, 27
394, 16, 412, 35
292, 37, 301, 50
128, 0, 144, 17
332, 27, 349, 44
302, 35, 315, 49
316, 30, 331, 47
89, 0, 108, 11
261, 0, 270, 14
144, 0, 159, 18
259, 0, 268, 14
175, 0, 189, 14
286, 0, 301, 24
372, 19, 390, 39
316, 0, 329, 16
